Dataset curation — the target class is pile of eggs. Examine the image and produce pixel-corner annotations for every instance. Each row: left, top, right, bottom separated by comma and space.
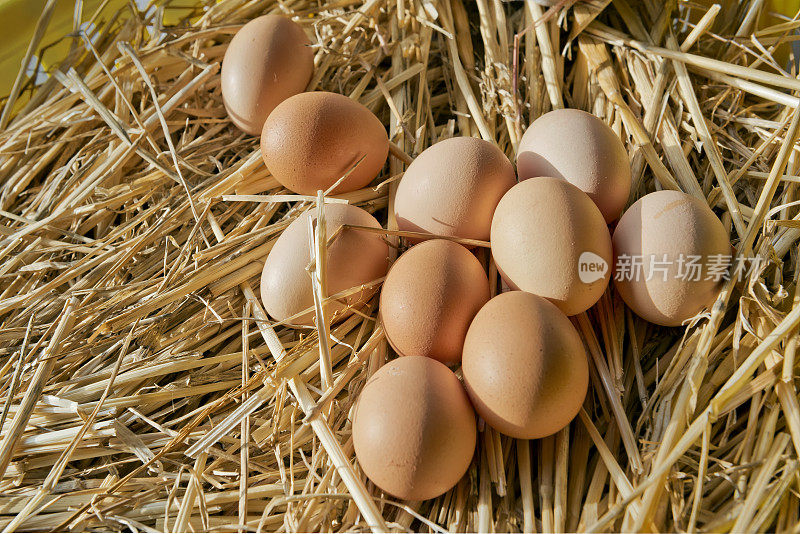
222, 15, 731, 502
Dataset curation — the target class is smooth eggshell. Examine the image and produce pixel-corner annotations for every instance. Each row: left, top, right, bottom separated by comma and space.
221, 15, 313, 135
260, 204, 388, 327
517, 109, 631, 222
462, 291, 588, 439
491, 177, 612, 316
352, 356, 477, 501
612, 190, 731, 326
394, 137, 516, 242
261, 92, 389, 195
380, 239, 490, 365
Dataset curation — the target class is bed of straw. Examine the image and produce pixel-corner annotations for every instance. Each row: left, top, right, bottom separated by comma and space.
1, 0, 800, 531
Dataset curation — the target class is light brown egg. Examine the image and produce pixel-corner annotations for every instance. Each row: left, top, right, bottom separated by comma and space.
380, 239, 490, 365
221, 15, 313, 135
517, 109, 631, 222
462, 291, 588, 439
352, 356, 476, 501
612, 190, 731, 326
394, 137, 516, 242
260, 92, 388, 195
260, 204, 388, 327
491, 177, 612, 316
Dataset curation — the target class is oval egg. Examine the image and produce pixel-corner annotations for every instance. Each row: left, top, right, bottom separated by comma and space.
394, 137, 516, 242
261, 92, 389, 195
517, 109, 631, 222
462, 291, 588, 439
491, 177, 612, 316
352, 356, 476, 501
260, 203, 388, 327
380, 239, 490, 365
612, 190, 731, 326
221, 15, 313, 135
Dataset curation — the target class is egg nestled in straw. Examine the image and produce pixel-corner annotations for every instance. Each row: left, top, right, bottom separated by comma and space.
221, 15, 313, 135
394, 136, 516, 242
612, 190, 731, 326
352, 356, 477, 501
380, 239, 490, 365
491, 177, 612, 316
517, 109, 631, 222
462, 291, 588, 439
260, 203, 388, 327
261, 92, 389, 195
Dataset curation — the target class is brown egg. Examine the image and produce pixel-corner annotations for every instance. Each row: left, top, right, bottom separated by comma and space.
352, 356, 476, 501
491, 177, 612, 316
260, 204, 388, 327
261, 92, 388, 195
221, 15, 313, 135
394, 137, 516, 242
612, 190, 731, 326
380, 240, 490, 365
517, 109, 631, 222
462, 291, 588, 439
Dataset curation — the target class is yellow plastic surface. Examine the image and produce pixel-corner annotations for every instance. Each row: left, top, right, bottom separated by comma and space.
0, 1, 126, 97
0, 0, 197, 98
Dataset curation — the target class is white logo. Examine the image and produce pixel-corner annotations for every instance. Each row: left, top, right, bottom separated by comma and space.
578, 252, 608, 284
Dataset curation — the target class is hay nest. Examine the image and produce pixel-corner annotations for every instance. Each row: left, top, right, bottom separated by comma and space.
1, 0, 800, 531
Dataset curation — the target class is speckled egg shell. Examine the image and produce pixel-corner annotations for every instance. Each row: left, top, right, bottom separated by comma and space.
462, 291, 588, 439
380, 239, 490, 365
260, 91, 389, 195
352, 356, 477, 501
517, 109, 631, 222
221, 15, 313, 135
260, 204, 388, 327
394, 136, 516, 242
490, 177, 612, 316
612, 190, 731, 326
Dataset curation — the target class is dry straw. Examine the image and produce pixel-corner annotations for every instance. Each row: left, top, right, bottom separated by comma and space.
1, 0, 799, 531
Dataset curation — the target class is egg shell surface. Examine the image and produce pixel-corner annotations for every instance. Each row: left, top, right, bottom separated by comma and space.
490, 177, 612, 316
394, 136, 516, 242
260, 203, 388, 327
380, 239, 490, 365
352, 356, 477, 501
517, 109, 631, 222
612, 189, 731, 326
462, 291, 588, 439
261, 91, 388, 195
221, 15, 313, 135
